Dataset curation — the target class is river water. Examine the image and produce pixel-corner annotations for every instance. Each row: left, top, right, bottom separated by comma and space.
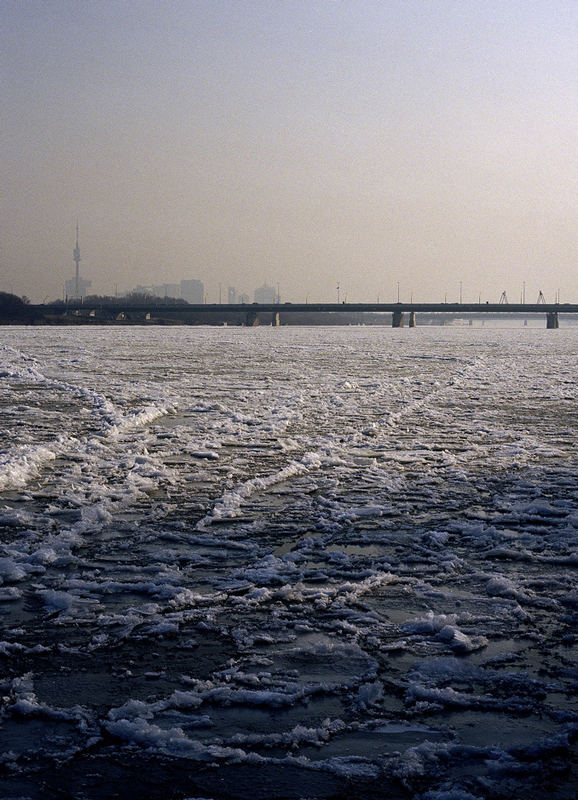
0, 325, 577, 799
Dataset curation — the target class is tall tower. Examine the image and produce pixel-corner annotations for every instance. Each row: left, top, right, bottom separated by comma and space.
73, 222, 81, 297
66, 222, 91, 300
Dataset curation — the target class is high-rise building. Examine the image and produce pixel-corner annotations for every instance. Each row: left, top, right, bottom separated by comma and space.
227, 286, 238, 304
131, 285, 154, 296
152, 283, 180, 299
180, 279, 204, 303
254, 283, 276, 303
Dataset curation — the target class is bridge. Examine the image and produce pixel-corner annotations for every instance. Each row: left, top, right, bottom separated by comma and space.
30, 301, 578, 328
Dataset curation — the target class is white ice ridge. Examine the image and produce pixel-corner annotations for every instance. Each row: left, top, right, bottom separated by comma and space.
194, 356, 487, 529
0, 344, 174, 492
195, 450, 341, 528
195, 355, 487, 529
0, 344, 174, 432
0, 438, 65, 492
378, 355, 486, 430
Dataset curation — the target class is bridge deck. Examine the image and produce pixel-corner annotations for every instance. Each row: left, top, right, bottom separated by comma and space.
37, 302, 578, 314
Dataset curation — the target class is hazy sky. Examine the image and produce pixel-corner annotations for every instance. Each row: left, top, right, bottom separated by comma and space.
2, 1, 576, 303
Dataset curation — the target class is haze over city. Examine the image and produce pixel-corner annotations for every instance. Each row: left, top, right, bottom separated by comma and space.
2, 0, 576, 304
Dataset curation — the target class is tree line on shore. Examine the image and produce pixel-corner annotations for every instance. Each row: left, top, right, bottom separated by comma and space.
0, 291, 193, 323
0, 291, 190, 310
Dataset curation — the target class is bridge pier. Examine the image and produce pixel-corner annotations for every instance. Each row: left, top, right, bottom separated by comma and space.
272, 312, 280, 327
546, 312, 559, 329
245, 310, 260, 326
392, 309, 404, 328
408, 311, 417, 328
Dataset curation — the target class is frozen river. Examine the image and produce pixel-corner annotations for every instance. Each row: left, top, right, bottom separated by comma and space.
0, 325, 577, 799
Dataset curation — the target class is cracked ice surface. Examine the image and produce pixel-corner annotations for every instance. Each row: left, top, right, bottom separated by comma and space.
0, 325, 577, 799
